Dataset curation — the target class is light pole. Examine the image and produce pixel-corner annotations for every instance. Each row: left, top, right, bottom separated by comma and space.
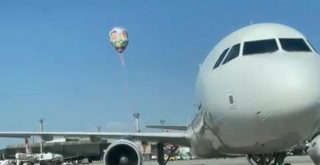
39, 119, 44, 153
160, 120, 165, 132
133, 113, 140, 132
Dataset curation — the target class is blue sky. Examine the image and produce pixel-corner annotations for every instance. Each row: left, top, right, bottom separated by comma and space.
0, 0, 319, 146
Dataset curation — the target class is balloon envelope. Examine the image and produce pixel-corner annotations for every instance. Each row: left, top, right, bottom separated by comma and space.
109, 27, 129, 53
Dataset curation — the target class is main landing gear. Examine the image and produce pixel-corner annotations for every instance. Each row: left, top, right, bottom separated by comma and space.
247, 152, 290, 165
156, 143, 178, 165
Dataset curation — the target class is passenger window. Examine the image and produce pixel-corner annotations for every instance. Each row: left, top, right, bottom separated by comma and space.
213, 48, 229, 69
222, 44, 240, 65
243, 39, 278, 55
279, 38, 311, 52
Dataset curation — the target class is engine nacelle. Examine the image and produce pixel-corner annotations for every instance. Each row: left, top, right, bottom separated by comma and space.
308, 135, 320, 165
103, 139, 143, 165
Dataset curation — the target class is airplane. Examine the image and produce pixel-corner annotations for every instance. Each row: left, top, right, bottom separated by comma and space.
0, 23, 319, 165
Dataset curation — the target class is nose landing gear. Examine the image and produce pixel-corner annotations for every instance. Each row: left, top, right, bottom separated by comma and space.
247, 152, 289, 165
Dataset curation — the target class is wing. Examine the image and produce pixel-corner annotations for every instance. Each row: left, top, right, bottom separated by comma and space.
0, 132, 190, 146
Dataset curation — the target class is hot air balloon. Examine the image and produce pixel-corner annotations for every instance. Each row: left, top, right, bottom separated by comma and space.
109, 27, 129, 66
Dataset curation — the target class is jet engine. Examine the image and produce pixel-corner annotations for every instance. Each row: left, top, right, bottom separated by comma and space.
103, 139, 143, 165
308, 135, 320, 165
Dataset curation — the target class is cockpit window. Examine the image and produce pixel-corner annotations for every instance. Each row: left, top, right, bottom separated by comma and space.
279, 38, 311, 52
307, 40, 318, 53
213, 48, 229, 69
243, 39, 278, 55
222, 44, 240, 65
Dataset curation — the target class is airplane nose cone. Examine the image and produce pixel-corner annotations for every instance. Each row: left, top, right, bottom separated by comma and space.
272, 55, 320, 112
197, 53, 320, 153
224, 54, 320, 152
258, 54, 320, 146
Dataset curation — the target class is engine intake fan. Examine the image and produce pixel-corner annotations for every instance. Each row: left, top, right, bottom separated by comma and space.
103, 139, 143, 165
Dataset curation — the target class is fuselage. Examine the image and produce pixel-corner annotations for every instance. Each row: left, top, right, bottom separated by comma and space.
188, 23, 320, 157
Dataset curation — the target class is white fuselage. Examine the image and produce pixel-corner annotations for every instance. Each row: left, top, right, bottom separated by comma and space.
187, 23, 320, 157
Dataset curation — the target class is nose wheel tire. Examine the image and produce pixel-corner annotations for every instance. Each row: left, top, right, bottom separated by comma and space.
247, 152, 287, 165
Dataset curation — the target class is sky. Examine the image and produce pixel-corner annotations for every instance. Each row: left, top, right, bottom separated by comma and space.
0, 0, 319, 146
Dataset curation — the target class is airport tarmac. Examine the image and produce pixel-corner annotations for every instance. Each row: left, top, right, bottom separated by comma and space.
92, 155, 314, 165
